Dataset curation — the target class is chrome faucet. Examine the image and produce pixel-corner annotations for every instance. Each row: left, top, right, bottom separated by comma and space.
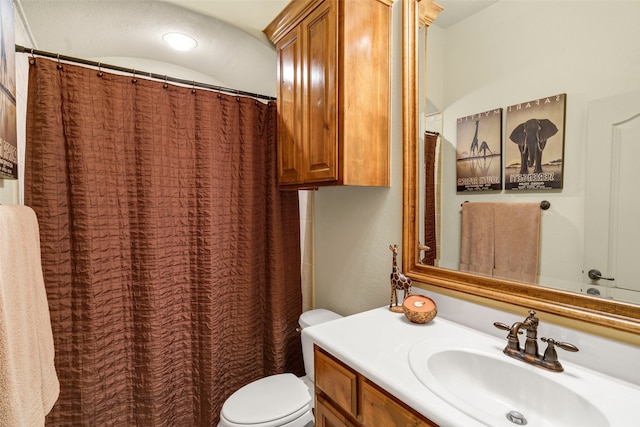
494, 310, 579, 372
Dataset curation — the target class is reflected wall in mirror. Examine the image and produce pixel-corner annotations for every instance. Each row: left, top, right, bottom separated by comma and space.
402, 0, 640, 334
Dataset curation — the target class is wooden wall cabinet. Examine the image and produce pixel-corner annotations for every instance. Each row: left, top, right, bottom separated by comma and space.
264, 0, 392, 189
314, 346, 438, 427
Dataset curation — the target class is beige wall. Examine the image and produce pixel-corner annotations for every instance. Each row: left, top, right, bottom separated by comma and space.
313, 2, 404, 316
10, 1, 639, 343
314, 0, 640, 314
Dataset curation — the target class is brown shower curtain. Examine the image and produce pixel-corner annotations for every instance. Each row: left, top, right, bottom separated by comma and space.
422, 131, 438, 266
24, 58, 304, 426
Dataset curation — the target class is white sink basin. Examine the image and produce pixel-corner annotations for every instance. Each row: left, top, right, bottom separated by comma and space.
409, 336, 639, 427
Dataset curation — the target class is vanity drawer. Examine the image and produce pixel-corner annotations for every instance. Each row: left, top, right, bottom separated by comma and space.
360, 379, 437, 427
315, 346, 358, 417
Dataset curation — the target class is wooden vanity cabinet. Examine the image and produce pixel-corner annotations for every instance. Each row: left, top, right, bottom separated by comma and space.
264, 0, 392, 189
314, 346, 438, 427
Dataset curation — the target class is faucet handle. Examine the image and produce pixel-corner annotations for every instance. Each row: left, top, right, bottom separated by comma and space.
494, 322, 522, 334
494, 322, 510, 331
541, 337, 579, 352
541, 337, 579, 362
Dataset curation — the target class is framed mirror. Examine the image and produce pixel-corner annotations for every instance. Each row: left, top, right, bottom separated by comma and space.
401, 0, 640, 335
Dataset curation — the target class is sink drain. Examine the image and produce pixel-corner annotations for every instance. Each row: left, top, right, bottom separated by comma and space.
506, 410, 527, 425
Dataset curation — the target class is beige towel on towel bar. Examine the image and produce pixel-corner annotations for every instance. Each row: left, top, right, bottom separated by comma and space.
460, 202, 541, 283
0, 206, 59, 426
493, 203, 541, 283
459, 202, 495, 277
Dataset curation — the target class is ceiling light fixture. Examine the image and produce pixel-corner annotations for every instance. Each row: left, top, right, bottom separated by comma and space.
162, 32, 198, 51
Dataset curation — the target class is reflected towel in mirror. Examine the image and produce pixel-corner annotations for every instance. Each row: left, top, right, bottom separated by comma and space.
460, 202, 541, 283
459, 202, 495, 277
494, 203, 541, 283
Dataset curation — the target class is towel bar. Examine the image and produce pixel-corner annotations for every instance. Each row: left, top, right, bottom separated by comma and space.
461, 200, 551, 210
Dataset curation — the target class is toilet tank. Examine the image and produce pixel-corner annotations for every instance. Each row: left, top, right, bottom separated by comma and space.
299, 309, 342, 383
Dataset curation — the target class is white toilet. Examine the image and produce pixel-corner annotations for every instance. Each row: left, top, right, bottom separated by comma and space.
218, 309, 342, 427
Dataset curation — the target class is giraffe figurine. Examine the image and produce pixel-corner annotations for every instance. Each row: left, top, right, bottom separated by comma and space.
389, 244, 412, 312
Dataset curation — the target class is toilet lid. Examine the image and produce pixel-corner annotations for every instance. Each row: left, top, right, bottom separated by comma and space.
221, 373, 311, 425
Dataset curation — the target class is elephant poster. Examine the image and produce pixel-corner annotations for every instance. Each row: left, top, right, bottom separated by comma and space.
505, 93, 566, 190
456, 108, 502, 192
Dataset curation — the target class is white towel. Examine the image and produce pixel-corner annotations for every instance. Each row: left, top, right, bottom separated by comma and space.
0, 205, 59, 426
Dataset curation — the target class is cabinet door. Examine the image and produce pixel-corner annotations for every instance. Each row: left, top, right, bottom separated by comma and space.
316, 395, 356, 427
315, 348, 358, 418
360, 379, 438, 427
302, 0, 339, 183
276, 27, 303, 185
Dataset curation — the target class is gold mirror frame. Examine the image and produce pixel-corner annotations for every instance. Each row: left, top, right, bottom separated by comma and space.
400, 0, 640, 336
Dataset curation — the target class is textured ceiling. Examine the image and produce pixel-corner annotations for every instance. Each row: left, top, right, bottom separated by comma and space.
16, 0, 498, 96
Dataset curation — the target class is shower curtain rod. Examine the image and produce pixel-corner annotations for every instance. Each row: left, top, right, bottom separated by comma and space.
15, 45, 277, 102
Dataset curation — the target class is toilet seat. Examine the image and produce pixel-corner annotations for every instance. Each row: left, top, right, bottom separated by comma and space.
219, 373, 313, 427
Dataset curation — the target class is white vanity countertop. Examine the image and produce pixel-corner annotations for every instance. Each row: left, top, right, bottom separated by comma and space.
304, 307, 486, 426
303, 306, 640, 427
